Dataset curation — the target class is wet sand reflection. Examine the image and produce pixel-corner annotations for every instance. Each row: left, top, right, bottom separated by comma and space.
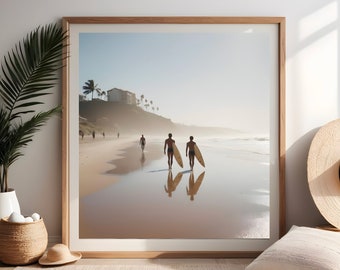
79, 135, 270, 239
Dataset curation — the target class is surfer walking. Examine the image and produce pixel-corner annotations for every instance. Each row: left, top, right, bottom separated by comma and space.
139, 134, 146, 152
186, 136, 196, 170
164, 133, 175, 169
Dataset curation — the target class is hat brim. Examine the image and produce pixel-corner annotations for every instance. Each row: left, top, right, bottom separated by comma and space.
39, 251, 82, 266
307, 118, 340, 229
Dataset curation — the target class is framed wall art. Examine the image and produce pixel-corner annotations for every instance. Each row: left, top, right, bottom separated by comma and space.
62, 16, 286, 258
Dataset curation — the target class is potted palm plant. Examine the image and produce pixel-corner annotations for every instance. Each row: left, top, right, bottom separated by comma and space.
0, 23, 66, 218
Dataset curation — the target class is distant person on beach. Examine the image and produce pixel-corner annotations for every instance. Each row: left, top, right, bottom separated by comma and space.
139, 135, 146, 152
164, 133, 175, 169
117, 132, 120, 139
186, 136, 196, 170
92, 130, 95, 139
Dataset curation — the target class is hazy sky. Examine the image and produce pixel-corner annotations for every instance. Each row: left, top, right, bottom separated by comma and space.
79, 27, 276, 133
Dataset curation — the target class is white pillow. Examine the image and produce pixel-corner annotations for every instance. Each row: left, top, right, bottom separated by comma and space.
246, 225, 340, 270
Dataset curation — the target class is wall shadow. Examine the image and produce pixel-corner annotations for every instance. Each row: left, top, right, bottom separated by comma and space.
285, 127, 328, 231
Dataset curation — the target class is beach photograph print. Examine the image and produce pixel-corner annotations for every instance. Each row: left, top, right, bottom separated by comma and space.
76, 23, 279, 240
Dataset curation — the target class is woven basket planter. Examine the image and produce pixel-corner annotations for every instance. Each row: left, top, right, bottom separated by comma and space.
0, 217, 48, 265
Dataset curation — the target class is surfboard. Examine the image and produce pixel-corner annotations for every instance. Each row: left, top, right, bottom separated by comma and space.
167, 171, 183, 183
196, 171, 206, 182
194, 144, 205, 167
173, 171, 183, 183
172, 143, 183, 168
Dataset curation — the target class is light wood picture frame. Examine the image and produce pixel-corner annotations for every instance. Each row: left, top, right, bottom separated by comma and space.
62, 16, 286, 258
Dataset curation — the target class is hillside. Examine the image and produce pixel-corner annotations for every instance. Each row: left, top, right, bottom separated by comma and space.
79, 100, 175, 136
79, 100, 242, 137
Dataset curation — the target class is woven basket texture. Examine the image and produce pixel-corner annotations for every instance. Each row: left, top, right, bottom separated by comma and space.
0, 217, 48, 265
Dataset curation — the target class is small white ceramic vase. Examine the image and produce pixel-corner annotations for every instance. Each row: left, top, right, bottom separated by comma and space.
0, 188, 21, 218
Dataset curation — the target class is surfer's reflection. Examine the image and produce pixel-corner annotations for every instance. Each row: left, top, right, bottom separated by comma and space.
164, 171, 183, 197
186, 171, 205, 201
140, 152, 145, 168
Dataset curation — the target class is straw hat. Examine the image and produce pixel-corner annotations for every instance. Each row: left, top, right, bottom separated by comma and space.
38, 243, 82, 265
307, 118, 340, 229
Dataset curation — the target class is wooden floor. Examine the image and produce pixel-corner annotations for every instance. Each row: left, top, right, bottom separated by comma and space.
1, 258, 254, 269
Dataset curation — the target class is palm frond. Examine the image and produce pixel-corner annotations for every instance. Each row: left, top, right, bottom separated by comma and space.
0, 22, 67, 192
1, 107, 61, 168
0, 23, 67, 120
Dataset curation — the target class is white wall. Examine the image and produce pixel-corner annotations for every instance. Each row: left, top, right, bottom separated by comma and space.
1, 0, 338, 240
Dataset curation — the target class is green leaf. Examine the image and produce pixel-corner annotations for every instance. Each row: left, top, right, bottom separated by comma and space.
0, 22, 67, 192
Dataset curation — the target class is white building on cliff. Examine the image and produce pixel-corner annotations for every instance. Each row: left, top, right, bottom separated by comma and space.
107, 88, 137, 105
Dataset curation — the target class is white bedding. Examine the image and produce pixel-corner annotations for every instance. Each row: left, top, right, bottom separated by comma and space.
246, 226, 340, 270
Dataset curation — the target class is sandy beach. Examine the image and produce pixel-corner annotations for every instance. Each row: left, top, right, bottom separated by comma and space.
78, 135, 271, 239
79, 135, 163, 197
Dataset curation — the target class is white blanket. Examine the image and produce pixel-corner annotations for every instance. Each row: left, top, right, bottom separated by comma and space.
246, 226, 340, 270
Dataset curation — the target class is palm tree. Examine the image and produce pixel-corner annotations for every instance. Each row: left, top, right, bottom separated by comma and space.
0, 23, 67, 192
140, 94, 144, 106
150, 100, 154, 112
99, 90, 106, 100
82, 80, 101, 100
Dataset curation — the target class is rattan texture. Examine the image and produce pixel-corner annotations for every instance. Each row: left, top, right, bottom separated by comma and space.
0, 217, 48, 265
307, 118, 340, 229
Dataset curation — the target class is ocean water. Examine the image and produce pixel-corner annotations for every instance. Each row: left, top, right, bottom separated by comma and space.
79, 136, 270, 239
